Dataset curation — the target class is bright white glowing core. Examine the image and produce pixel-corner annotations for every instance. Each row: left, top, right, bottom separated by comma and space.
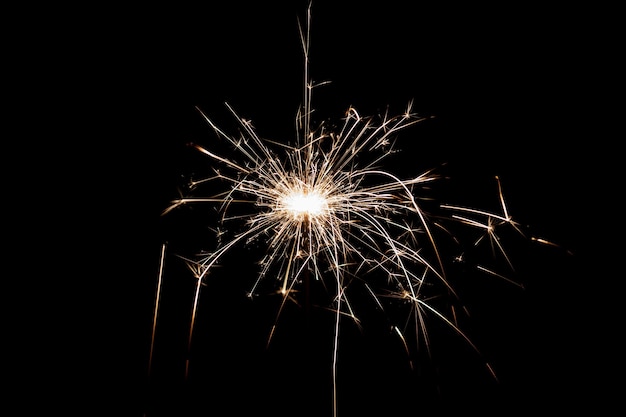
281, 191, 327, 219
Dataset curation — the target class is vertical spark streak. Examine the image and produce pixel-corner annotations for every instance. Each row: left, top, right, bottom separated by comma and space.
148, 243, 166, 378
332, 279, 340, 417
330, 217, 342, 417
298, 4, 312, 143
185, 273, 201, 380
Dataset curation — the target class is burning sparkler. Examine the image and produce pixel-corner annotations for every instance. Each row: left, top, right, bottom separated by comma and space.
150, 4, 562, 417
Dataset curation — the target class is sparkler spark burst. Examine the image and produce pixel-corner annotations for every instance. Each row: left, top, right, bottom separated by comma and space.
153, 5, 559, 416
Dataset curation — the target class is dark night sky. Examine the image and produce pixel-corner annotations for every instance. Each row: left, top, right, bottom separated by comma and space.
36, 1, 617, 416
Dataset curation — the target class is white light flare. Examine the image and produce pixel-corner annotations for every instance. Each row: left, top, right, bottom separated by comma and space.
279, 189, 329, 221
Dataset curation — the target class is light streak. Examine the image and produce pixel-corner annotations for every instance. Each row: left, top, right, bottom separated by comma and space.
152, 4, 564, 416
147, 243, 166, 378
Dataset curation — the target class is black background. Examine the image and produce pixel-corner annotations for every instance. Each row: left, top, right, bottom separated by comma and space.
26, 1, 618, 416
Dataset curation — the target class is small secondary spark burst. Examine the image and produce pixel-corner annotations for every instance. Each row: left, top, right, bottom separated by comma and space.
151, 5, 560, 417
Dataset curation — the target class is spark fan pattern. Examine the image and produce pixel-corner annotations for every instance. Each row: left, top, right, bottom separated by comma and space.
154, 5, 548, 417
